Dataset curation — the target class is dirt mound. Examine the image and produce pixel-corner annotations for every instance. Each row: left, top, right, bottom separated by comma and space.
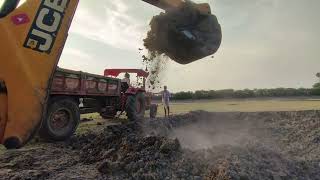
0, 111, 320, 180
67, 122, 209, 179
145, 111, 320, 179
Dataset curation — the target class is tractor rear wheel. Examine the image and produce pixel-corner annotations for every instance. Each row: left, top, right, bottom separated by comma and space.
126, 93, 146, 121
39, 97, 80, 141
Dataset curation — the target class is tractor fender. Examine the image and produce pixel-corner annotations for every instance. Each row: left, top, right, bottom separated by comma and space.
125, 87, 145, 95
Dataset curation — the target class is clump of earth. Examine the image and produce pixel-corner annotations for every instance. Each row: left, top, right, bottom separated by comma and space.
142, 1, 222, 89
1, 111, 320, 180
143, 1, 222, 65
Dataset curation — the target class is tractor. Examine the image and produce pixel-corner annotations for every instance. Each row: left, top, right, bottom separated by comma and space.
104, 69, 158, 119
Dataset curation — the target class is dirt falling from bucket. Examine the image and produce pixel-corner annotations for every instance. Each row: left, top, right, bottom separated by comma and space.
141, 51, 169, 90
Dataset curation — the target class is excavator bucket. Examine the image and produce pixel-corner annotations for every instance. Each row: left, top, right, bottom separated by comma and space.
0, 0, 78, 149
143, 0, 222, 64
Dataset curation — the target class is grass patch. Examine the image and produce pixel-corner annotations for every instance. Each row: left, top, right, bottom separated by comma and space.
77, 114, 128, 135
76, 118, 105, 135
166, 98, 320, 114
0, 145, 5, 153
79, 98, 320, 119
150, 98, 320, 116
81, 113, 101, 119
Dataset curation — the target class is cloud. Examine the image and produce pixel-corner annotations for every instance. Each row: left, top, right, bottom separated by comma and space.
63, 48, 92, 60
59, 47, 105, 74
70, 0, 145, 51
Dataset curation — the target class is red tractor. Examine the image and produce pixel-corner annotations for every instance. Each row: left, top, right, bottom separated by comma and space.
104, 69, 158, 119
30, 68, 158, 142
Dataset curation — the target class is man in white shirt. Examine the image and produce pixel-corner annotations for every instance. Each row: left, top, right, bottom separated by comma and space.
162, 86, 171, 117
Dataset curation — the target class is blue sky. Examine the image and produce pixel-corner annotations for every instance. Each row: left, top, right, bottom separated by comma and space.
54, 0, 320, 92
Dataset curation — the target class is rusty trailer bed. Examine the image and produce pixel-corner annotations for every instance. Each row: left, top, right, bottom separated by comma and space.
51, 68, 121, 97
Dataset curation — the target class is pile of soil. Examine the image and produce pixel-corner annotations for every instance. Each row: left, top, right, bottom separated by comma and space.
69, 122, 207, 180
0, 111, 320, 180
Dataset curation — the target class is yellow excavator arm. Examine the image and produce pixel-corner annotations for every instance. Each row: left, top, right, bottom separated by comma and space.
0, 0, 79, 149
0, 0, 215, 149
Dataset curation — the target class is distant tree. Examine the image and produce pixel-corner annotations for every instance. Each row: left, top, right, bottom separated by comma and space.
234, 89, 254, 98
194, 90, 210, 99
216, 89, 234, 98
208, 90, 218, 99
311, 85, 320, 95
173, 91, 193, 100
313, 83, 320, 89
297, 88, 311, 96
170, 86, 316, 101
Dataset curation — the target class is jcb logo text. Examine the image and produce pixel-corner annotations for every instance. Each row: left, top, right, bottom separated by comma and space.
24, 0, 69, 53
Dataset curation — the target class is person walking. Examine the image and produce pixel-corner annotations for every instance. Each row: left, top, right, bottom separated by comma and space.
162, 86, 171, 117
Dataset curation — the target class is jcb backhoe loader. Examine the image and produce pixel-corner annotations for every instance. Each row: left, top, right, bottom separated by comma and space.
0, 0, 221, 149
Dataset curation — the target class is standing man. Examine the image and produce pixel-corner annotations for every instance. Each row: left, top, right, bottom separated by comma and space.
121, 73, 131, 86
162, 86, 171, 117
121, 72, 131, 92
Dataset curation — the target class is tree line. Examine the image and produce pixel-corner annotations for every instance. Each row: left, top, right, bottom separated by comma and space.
154, 74, 320, 100
172, 88, 320, 100
154, 86, 320, 100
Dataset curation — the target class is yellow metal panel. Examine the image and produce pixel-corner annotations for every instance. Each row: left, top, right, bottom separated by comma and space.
0, 0, 79, 148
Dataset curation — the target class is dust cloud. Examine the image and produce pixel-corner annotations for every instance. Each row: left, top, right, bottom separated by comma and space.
168, 116, 253, 150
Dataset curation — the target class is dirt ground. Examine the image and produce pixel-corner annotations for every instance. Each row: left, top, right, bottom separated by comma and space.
0, 110, 320, 180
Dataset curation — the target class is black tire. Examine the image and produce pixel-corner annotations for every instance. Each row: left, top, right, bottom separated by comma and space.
126, 93, 146, 121
39, 97, 80, 141
150, 104, 158, 118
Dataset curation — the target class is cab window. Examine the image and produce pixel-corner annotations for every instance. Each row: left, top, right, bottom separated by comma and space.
0, 0, 19, 18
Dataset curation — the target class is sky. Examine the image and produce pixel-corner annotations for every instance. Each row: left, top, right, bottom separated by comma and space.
7, 0, 320, 92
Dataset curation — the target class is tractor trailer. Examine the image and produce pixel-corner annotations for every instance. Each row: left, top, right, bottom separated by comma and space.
42, 67, 154, 142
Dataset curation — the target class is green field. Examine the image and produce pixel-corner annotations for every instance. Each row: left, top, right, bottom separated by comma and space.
81, 98, 320, 118
158, 97, 320, 115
